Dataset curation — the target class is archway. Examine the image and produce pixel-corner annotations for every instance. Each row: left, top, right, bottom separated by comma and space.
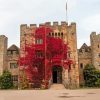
52, 66, 62, 84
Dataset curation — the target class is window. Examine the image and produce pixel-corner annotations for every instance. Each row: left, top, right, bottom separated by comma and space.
12, 75, 18, 81
7, 50, 18, 55
13, 50, 18, 54
49, 33, 51, 36
36, 39, 43, 44
73, 64, 75, 68
7, 51, 12, 55
36, 51, 43, 58
61, 32, 63, 37
55, 33, 57, 36
80, 63, 83, 69
36, 62, 42, 68
68, 53, 70, 57
52, 32, 54, 36
69, 65, 71, 70
58, 32, 60, 36
10, 63, 18, 69
99, 64, 100, 67
72, 33, 74, 35
98, 45, 99, 48
98, 53, 100, 58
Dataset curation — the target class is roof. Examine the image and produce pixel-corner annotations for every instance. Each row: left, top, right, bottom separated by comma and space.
7, 44, 19, 51
79, 43, 91, 52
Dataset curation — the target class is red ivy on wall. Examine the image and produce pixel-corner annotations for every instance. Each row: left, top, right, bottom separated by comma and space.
19, 26, 73, 88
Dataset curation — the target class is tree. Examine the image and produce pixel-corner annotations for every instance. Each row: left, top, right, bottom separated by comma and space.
83, 64, 97, 87
0, 70, 13, 89
95, 70, 100, 87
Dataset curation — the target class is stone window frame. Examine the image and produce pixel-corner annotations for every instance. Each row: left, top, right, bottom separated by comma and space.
58, 32, 60, 37
10, 63, 18, 69
80, 63, 83, 69
12, 75, 18, 81
98, 44, 99, 48
61, 32, 63, 37
55, 32, 57, 37
35, 50, 43, 58
7, 50, 19, 55
36, 38, 43, 44
98, 53, 100, 58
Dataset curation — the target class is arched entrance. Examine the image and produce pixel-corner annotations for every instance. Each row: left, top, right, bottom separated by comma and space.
52, 66, 62, 84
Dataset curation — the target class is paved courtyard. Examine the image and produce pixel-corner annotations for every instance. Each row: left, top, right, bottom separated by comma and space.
0, 85, 100, 100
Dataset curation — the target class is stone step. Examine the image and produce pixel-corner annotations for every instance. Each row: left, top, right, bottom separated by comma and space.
50, 84, 66, 90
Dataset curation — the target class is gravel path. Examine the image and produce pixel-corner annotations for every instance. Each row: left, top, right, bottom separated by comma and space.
0, 85, 100, 100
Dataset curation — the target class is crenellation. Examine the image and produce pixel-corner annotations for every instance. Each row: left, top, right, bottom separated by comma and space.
20, 24, 27, 30
61, 21, 68, 26
20, 22, 77, 30
0, 35, 7, 38
71, 22, 76, 32
45, 22, 51, 26
30, 24, 37, 28
39, 23, 45, 27
91, 32, 96, 36
90, 32, 96, 39
90, 32, 100, 42
71, 22, 76, 25
53, 21, 59, 26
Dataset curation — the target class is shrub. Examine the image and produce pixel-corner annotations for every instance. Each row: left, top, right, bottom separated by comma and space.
83, 64, 100, 87
0, 70, 13, 89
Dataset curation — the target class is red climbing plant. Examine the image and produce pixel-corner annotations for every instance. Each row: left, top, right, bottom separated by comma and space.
19, 26, 73, 88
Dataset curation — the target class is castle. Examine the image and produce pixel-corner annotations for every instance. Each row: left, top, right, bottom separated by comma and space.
0, 22, 100, 89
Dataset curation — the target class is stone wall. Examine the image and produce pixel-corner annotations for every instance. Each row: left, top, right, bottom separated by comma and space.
90, 32, 100, 69
78, 49, 92, 85
20, 21, 79, 88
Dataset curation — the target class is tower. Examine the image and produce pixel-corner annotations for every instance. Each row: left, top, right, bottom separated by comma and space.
67, 22, 79, 88
0, 35, 8, 75
90, 32, 100, 69
20, 22, 79, 89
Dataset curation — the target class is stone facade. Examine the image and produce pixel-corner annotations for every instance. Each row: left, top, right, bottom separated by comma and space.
78, 43, 92, 85
7, 45, 19, 87
78, 32, 100, 85
0, 35, 8, 75
0, 23, 99, 88
20, 21, 79, 89
0, 36, 19, 87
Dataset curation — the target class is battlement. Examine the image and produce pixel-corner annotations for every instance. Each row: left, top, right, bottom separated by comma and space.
90, 32, 100, 37
20, 21, 76, 30
30, 24, 37, 28
90, 32, 100, 42
20, 24, 37, 30
90, 32, 96, 37
0, 35, 8, 40
39, 23, 45, 27
53, 22, 59, 26
70, 22, 76, 26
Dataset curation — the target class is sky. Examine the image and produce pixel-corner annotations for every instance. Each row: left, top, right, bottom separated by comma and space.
0, 0, 100, 48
